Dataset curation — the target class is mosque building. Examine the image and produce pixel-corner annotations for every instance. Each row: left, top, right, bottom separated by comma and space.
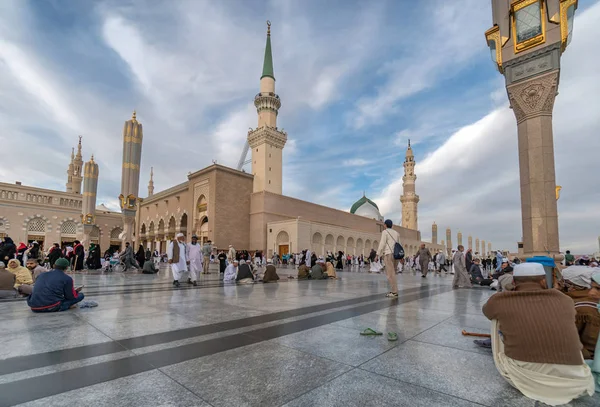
0, 22, 488, 258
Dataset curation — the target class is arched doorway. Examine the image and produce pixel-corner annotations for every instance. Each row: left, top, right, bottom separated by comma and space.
336, 236, 345, 253
180, 213, 188, 237
90, 226, 100, 246
140, 224, 147, 248
148, 221, 155, 250
167, 216, 176, 240
276, 230, 290, 256
158, 219, 165, 253
195, 195, 207, 238
347, 237, 355, 254
311, 232, 322, 256
325, 234, 334, 254
356, 238, 364, 256
198, 216, 208, 244
110, 227, 123, 251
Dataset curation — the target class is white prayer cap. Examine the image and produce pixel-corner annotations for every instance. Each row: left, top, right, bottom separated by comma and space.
513, 263, 545, 277
233, 259, 239, 264
501, 258, 509, 263
229, 245, 232, 247
176, 232, 184, 238
239, 259, 246, 264
267, 259, 272, 264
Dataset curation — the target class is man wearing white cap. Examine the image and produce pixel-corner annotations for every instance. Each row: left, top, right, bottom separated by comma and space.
186, 234, 203, 282
168, 233, 195, 287
482, 262, 594, 405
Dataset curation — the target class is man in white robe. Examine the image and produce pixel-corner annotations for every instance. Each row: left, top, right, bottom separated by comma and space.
223, 259, 238, 283
168, 233, 193, 287
305, 249, 312, 268
186, 234, 203, 284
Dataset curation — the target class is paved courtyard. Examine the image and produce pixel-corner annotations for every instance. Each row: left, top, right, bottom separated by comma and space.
0, 265, 598, 407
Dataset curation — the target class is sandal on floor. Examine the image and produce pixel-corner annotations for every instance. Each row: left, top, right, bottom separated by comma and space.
360, 328, 383, 336
387, 332, 398, 342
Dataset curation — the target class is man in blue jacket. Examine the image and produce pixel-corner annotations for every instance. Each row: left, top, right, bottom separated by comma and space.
27, 258, 84, 312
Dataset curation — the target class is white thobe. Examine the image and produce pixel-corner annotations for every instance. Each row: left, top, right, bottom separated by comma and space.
306, 250, 312, 268
168, 241, 194, 281
186, 242, 203, 276
223, 264, 237, 282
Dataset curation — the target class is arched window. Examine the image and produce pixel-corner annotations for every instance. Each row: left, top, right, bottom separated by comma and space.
27, 218, 46, 233
60, 220, 78, 236
110, 227, 123, 239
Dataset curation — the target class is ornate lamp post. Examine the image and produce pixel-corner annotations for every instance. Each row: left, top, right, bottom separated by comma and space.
485, 0, 578, 260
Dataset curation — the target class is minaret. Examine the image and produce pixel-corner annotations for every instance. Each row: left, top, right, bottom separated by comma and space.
468, 235, 473, 251
71, 136, 84, 194
475, 237, 480, 254
81, 155, 99, 247
247, 21, 287, 194
119, 110, 143, 246
482, 240, 486, 256
66, 147, 75, 193
148, 167, 154, 197
431, 222, 438, 245
446, 228, 452, 257
400, 140, 419, 230
488, 242, 492, 255
457, 231, 463, 247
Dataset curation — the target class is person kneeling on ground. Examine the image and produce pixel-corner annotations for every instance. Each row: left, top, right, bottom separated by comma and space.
297, 264, 311, 280
236, 260, 254, 284
325, 260, 338, 279
469, 258, 484, 285
310, 258, 328, 280
0, 262, 17, 299
223, 260, 238, 283
482, 262, 595, 406
262, 259, 280, 283
142, 259, 158, 274
27, 258, 85, 312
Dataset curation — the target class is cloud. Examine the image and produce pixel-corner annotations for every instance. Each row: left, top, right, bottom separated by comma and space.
1, 0, 599, 256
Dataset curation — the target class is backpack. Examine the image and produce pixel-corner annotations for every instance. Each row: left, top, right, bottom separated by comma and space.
386, 230, 405, 260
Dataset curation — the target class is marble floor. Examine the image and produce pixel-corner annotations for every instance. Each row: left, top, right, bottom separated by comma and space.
0, 265, 598, 407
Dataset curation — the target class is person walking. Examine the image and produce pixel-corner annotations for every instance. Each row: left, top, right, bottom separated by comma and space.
418, 244, 432, 278
377, 219, 401, 298
202, 240, 212, 275
452, 245, 472, 289
168, 233, 191, 287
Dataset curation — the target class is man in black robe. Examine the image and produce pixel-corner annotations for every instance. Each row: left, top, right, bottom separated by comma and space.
217, 251, 227, 274
86, 243, 102, 270
72, 240, 85, 271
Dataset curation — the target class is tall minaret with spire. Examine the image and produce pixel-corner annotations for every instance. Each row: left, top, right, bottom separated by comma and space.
400, 140, 419, 230
247, 21, 287, 194
81, 155, 99, 247
66, 147, 75, 193
431, 222, 438, 245
66, 136, 84, 194
468, 235, 473, 251
457, 231, 463, 247
119, 110, 143, 246
446, 227, 453, 257
147, 167, 154, 196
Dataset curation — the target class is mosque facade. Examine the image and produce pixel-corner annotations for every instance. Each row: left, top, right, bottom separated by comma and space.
0, 22, 463, 258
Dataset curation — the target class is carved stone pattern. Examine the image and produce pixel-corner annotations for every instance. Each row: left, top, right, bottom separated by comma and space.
248, 126, 288, 149
507, 71, 559, 123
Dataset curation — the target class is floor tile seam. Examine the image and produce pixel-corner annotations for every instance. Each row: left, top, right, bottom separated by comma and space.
269, 342, 357, 370
408, 338, 491, 356
155, 367, 216, 407
355, 366, 490, 406
0, 291, 400, 371
275, 366, 358, 407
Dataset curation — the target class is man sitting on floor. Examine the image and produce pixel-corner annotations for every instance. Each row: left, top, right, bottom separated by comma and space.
27, 258, 85, 312
297, 263, 311, 280
482, 262, 594, 406
142, 259, 158, 274
0, 262, 17, 299
310, 258, 328, 280
262, 259, 280, 283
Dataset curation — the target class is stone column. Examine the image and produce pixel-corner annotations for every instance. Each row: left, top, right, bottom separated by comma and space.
488, 242, 492, 255
119, 111, 143, 246
506, 70, 559, 257
81, 156, 99, 247
482, 240, 486, 256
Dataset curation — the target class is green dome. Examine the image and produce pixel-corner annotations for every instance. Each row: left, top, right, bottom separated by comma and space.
350, 194, 379, 214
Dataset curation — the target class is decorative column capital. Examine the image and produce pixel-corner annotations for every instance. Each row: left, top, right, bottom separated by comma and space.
507, 70, 559, 124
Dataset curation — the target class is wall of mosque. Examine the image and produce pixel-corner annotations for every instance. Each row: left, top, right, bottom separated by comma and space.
0, 182, 122, 251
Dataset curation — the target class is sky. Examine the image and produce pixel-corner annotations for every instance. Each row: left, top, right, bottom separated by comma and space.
0, 0, 598, 254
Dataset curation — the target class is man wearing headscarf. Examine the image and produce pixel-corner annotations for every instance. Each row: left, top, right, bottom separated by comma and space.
562, 266, 600, 360
223, 259, 238, 282
7, 259, 33, 290
262, 259, 280, 283
418, 243, 432, 278
186, 235, 203, 281
168, 233, 193, 287
483, 263, 595, 405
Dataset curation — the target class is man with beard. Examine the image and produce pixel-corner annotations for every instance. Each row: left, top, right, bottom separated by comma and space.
119, 242, 137, 271
186, 235, 202, 284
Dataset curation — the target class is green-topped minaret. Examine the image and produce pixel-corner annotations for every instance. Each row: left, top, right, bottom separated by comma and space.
248, 20, 287, 195
261, 21, 274, 80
